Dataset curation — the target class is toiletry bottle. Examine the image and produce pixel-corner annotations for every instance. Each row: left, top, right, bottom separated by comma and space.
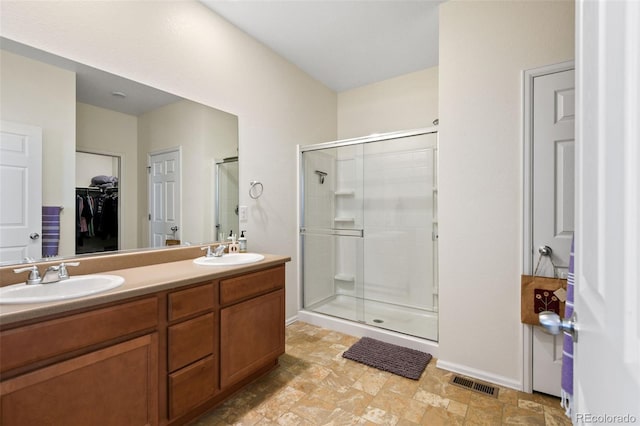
228, 231, 239, 253
239, 231, 247, 253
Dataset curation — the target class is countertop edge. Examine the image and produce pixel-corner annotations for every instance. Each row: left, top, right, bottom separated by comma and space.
0, 254, 291, 327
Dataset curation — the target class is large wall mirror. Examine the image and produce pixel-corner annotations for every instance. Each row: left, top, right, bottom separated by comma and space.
0, 37, 239, 266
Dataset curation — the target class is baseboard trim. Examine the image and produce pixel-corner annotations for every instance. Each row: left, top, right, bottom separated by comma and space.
285, 315, 298, 326
436, 359, 523, 392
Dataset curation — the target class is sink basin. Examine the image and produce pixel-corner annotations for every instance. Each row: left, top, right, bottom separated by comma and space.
0, 274, 125, 304
193, 253, 265, 266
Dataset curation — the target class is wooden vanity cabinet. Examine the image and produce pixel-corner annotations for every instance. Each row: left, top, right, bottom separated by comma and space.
0, 297, 159, 426
0, 262, 287, 426
166, 282, 217, 420
219, 265, 285, 389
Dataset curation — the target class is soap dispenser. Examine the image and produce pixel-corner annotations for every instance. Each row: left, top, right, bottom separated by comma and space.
239, 231, 247, 253
228, 231, 240, 253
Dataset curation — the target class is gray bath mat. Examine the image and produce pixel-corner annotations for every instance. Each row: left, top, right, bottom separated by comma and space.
342, 337, 432, 380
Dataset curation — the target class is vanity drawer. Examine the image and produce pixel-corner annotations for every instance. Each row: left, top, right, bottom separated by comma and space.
168, 355, 217, 419
168, 312, 215, 372
0, 297, 158, 374
168, 282, 215, 322
220, 266, 285, 306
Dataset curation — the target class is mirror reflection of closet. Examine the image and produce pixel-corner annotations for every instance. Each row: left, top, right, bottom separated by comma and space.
75, 151, 120, 254
216, 157, 239, 241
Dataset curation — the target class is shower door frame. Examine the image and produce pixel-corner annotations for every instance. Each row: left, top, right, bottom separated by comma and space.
297, 127, 439, 338
215, 156, 239, 242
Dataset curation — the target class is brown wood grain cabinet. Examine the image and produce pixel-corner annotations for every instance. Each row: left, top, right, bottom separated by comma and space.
167, 282, 218, 421
0, 263, 286, 426
169, 355, 217, 419
220, 289, 285, 388
0, 298, 159, 426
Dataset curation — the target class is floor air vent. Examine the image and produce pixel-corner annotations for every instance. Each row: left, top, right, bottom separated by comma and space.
450, 375, 499, 398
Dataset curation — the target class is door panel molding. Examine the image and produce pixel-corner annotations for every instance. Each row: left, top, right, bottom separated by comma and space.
148, 147, 182, 247
0, 121, 42, 263
521, 61, 574, 394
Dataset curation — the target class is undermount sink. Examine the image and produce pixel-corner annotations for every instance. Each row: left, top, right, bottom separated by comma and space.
193, 253, 265, 266
0, 274, 125, 304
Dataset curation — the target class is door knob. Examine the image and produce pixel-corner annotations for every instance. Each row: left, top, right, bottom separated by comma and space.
170, 226, 179, 232
538, 245, 552, 256
539, 311, 578, 342
29, 233, 40, 240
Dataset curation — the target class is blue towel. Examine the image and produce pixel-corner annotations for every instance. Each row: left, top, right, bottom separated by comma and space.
42, 206, 62, 257
561, 237, 575, 418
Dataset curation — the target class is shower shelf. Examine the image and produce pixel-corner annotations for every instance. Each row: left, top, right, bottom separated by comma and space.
334, 274, 355, 282
334, 190, 355, 196
334, 217, 355, 223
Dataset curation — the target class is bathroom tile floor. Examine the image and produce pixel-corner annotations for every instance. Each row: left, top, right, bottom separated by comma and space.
193, 322, 572, 426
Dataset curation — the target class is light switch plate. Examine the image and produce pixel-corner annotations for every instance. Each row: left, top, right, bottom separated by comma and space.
239, 205, 248, 222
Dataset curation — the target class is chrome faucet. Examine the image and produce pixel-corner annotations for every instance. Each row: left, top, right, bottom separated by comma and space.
13, 265, 41, 285
213, 244, 227, 257
201, 245, 227, 257
13, 262, 80, 285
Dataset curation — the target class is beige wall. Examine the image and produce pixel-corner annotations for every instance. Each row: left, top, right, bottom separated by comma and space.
76, 102, 138, 250
0, 49, 76, 257
438, 0, 574, 388
138, 99, 238, 246
337, 67, 438, 139
1, 0, 337, 319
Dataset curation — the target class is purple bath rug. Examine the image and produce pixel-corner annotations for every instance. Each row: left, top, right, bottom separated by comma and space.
342, 337, 432, 380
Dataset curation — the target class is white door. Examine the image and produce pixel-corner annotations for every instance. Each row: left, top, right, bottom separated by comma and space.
0, 121, 42, 262
573, 0, 639, 419
148, 149, 181, 247
531, 69, 575, 397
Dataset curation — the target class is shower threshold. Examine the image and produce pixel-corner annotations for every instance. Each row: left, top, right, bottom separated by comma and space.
306, 294, 438, 341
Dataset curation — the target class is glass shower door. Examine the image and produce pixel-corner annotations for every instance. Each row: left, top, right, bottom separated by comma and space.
300, 130, 439, 341
362, 133, 438, 340
301, 144, 365, 322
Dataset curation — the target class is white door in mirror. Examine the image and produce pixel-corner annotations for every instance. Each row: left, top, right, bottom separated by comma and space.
0, 121, 43, 263
0, 275, 124, 304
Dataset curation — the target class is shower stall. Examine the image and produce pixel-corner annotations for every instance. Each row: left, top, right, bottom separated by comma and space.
216, 157, 239, 240
298, 129, 439, 344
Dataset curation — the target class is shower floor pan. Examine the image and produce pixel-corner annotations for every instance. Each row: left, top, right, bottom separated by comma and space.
307, 294, 438, 341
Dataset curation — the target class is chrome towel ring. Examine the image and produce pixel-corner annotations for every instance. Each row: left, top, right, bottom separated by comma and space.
249, 181, 263, 199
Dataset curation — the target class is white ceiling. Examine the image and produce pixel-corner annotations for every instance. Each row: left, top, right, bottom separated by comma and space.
201, 0, 445, 92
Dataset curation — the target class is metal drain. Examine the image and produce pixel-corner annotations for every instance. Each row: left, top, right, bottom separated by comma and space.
450, 375, 499, 398
372, 319, 384, 324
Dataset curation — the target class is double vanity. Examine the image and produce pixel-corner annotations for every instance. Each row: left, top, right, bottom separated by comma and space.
0, 246, 290, 425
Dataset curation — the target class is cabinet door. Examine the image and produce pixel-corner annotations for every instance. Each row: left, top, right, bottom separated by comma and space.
220, 289, 285, 389
0, 334, 158, 426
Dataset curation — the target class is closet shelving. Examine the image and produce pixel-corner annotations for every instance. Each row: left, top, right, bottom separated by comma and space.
75, 186, 119, 254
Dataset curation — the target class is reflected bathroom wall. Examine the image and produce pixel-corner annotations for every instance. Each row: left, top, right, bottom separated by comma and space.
0, 42, 239, 264
0, 49, 76, 259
